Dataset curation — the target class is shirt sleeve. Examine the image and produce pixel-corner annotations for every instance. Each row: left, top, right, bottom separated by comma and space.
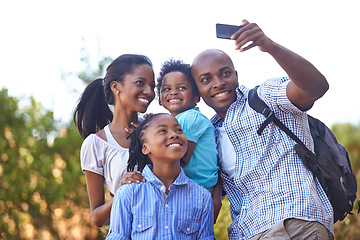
80, 135, 105, 175
197, 190, 216, 239
106, 185, 133, 239
177, 111, 212, 143
259, 76, 305, 114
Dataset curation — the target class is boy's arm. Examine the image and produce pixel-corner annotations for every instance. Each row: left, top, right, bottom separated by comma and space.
212, 177, 223, 224
181, 141, 196, 167
106, 186, 133, 240
231, 20, 329, 111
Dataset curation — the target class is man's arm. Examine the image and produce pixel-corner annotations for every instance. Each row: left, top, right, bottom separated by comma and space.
231, 20, 329, 110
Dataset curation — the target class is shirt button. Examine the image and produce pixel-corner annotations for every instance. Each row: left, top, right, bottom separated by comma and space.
241, 206, 246, 209
138, 224, 141, 228
165, 225, 168, 229
187, 227, 190, 231
165, 204, 168, 208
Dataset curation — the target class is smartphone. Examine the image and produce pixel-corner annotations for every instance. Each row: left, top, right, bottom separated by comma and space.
216, 23, 243, 39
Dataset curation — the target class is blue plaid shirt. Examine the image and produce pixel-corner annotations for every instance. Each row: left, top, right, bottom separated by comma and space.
106, 165, 215, 240
211, 77, 333, 239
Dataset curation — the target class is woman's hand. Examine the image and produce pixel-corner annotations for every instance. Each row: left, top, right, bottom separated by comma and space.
120, 171, 146, 186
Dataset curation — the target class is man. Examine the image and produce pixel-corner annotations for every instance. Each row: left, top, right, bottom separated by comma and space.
191, 20, 333, 239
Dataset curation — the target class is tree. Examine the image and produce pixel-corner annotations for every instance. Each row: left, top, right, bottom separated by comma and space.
0, 88, 101, 239
332, 123, 360, 239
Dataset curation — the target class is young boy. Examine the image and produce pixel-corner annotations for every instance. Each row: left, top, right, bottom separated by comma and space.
156, 59, 222, 221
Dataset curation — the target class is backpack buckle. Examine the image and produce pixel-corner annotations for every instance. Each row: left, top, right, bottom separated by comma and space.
262, 108, 271, 118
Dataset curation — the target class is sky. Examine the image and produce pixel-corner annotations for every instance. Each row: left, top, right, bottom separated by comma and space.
1, 0, 359, 127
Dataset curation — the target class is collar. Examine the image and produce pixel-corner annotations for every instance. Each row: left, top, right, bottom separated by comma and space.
142, 165, 189, 187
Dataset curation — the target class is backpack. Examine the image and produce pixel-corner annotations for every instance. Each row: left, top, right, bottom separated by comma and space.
248, 85, 359, 223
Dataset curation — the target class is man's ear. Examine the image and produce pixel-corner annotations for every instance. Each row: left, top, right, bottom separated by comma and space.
142, 143, 150, 155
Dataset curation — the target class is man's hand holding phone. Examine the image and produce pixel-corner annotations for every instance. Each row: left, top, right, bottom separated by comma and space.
216, 20, 274, 53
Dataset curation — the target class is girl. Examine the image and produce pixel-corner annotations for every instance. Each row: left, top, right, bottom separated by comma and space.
106, 113, 215, 239
73, 54, 155, 227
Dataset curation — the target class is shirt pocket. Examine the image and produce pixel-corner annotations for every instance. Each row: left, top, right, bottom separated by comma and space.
177, 219, 200, 239
132, 215, 153, 233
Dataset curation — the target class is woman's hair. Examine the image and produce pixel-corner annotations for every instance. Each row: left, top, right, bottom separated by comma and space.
127, 113, 168, 172
73, 54, 153, 139
156, 59, 199, 98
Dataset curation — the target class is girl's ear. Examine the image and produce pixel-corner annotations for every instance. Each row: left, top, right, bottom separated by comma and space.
142, 143, 150, 155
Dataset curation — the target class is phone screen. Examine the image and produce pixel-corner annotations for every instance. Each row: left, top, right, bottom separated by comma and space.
216, 23, 243, 39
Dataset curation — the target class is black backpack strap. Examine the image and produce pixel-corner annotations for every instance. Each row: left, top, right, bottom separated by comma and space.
248, 86, 309, 155
248, 85, 320, 176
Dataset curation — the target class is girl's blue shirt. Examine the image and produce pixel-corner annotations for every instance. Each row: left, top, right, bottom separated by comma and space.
106, 165, 215, 240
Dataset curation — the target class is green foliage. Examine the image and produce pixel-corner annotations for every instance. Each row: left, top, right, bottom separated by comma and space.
331, 122, 360, 239
78, 50, 113, 84
332, 123, 360, 170
214, 197, 231, 239
0, 88, 99, 239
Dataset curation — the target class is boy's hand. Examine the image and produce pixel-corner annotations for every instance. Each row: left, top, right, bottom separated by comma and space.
124, 122, 139, 136
230, 19, 275, 53
125, 114, 154, 136
120, 171, 146, 186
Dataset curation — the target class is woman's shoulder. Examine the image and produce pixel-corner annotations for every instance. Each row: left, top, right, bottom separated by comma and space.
81, 133, 128, 152
81, 134, 119, 161
81, 134, 107, 150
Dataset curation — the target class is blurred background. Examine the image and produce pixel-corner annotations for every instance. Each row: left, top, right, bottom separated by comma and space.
1, 0, 359, 239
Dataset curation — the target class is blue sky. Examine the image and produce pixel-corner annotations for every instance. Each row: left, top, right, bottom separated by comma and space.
1, 0, 359, 126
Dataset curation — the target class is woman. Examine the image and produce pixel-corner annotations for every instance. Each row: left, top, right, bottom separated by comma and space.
73, 54, 155, 227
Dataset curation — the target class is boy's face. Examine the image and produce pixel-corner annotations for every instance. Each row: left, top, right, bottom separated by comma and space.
191, 50, 239, 119
160, 71, 199, 116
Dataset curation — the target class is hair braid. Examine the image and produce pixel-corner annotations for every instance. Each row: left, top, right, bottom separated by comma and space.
127, 113, 167, 172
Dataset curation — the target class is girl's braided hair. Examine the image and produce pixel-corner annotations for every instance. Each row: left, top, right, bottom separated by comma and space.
127, 113, 168, 172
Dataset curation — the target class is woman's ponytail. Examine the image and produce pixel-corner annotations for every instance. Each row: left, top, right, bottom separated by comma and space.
73, 78, 113, 139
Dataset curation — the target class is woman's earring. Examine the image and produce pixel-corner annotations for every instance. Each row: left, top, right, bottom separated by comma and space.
116, 90, 119, 93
